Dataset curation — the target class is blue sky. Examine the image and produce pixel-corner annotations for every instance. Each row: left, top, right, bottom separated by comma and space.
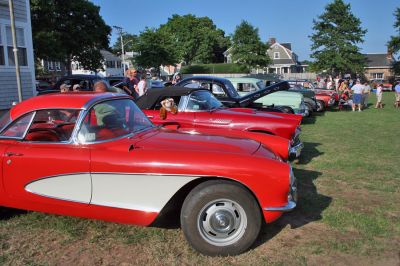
91, 0, 399, 61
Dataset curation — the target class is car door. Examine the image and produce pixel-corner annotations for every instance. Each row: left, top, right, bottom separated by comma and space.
1, 109, 91, 205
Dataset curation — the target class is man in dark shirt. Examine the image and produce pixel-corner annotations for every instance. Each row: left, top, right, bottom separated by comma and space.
123, 69, 139, 98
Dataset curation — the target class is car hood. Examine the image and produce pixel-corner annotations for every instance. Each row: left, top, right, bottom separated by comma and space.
237, 81, 290, 107
136, 128, 262, 155
220, 107, 300, 122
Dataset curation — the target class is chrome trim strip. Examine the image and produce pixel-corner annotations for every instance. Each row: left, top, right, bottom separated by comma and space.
263, 200, 296, 212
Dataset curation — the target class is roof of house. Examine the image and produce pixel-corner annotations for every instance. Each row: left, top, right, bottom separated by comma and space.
280, 43, 292, 51
273, 59, 297, 65
100, 50, 121, 62
364, 54, 393, 67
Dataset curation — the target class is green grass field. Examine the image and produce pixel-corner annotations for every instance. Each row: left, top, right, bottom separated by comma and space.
0, 93, 399, 265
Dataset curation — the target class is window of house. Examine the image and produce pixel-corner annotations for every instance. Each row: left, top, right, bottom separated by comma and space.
274, 52, 280, 59
6, 26, 27, 66
48, 61, 54, 71
116, 61, 121, 68
0, 26, 4, 65
55, 61, 61, 71
371, 73, 383, 80
106, 61, 114, 68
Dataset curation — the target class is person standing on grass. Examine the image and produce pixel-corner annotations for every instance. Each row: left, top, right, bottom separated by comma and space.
394, 80, 400, 108
362, 82, 371, 108
375, 83, 384, 109
351, 80, 364, 111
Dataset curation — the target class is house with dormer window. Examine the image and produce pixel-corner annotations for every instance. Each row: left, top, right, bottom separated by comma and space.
223, 37, 304, 75
265, 38, 303, 74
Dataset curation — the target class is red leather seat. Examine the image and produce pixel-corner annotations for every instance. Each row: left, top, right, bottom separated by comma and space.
25, 130, 60, 142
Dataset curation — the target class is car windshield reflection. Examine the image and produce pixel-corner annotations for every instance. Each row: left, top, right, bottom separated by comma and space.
78, 99, 154, 142
186, 91, 224, 111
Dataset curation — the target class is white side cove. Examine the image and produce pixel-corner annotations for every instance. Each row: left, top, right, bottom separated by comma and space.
25, 174, 92, 204
90, 174, 199, 212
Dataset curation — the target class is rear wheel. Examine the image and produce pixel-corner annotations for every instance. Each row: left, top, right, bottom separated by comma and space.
305, 103, 313, 116
180, 180, 262, 256
316, 100, 325, 112
277, 106, 295, 114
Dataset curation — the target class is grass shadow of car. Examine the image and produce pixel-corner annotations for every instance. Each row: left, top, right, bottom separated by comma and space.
0, 207, 27, 220
252, 168, 331, 249
295, 142, 323, 165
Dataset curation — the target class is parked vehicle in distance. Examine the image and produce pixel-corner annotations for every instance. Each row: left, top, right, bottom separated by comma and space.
136, 87, 303, 159
105, 76, 125, 86
36, 75, 111, 95
288, 79, 339, 106
0, 92, 297, 256
35, 80, 53, 94
227, 77, 308, 117
287, 84, 318, 113
175, 76, 293, 114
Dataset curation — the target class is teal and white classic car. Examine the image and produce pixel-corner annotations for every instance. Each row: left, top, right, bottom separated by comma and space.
227, 77, 309, 117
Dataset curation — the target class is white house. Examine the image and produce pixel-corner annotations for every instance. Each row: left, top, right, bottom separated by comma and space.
71, 49, 123, 77
0, 0, 35, 109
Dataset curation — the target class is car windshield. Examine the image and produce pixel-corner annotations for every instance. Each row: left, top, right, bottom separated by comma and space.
78, 98, 154, 142
186, 90, 223, 111
0, 110, 12, 132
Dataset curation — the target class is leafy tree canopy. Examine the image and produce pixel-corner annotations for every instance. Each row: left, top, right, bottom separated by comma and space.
135, 28, 178, 72
31, 0, 111, 73
231, 20, 271, 69
158, 14, 230, 65
388, 7, 400, 75
309, 0, 367, 76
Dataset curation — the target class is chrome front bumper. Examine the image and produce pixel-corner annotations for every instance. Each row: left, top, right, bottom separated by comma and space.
289, 141, 304, 159
264, 166, 298, 212
328, 98, 335, 106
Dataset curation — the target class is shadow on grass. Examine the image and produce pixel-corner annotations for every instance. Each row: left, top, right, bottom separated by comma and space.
0, 207, 27, 220
296, 142, 323, 165
252, 168, 332, 249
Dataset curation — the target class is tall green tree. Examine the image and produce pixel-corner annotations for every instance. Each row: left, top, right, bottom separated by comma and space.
159, 14, 230, 65
135, 28, 177, 73
388, 7, 400, 75
231, 20, 271, 70
310, 0, 367, 76
31, 0, 111, 74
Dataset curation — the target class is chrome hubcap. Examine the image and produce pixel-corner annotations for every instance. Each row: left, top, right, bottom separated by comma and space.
198, 199, 247, 246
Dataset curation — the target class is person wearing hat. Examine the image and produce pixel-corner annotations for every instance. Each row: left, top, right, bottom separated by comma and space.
60, 84, 71, 93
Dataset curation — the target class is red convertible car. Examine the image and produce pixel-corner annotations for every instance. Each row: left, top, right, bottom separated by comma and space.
136, 87, 303, 159
0, 92, 297, 256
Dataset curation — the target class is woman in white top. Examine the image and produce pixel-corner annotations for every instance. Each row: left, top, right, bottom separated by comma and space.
136, 73, 148, 97
375, 84, 383, 109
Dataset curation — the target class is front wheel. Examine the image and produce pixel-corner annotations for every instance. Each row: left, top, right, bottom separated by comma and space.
180, 180, 262, 256
316, 100, 325, 112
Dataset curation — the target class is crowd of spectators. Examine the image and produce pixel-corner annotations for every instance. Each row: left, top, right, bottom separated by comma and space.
317, 76, 400, 111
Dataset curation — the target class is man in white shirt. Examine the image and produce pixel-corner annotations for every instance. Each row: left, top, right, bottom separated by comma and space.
351, 80, 364, 111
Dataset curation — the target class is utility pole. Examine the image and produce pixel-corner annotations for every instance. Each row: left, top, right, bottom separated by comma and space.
113, 26, 125, 73
8, 0, 23, 102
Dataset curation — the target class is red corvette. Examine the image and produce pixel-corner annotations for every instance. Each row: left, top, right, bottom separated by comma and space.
136, 87, 303, 159
0, 92, 297, 256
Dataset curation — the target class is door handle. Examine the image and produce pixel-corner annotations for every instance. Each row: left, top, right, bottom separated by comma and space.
147, 115, 154, 119
5, 152, 24, 157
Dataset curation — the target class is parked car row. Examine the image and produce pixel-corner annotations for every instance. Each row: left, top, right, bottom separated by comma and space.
0, 80, 303, 256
